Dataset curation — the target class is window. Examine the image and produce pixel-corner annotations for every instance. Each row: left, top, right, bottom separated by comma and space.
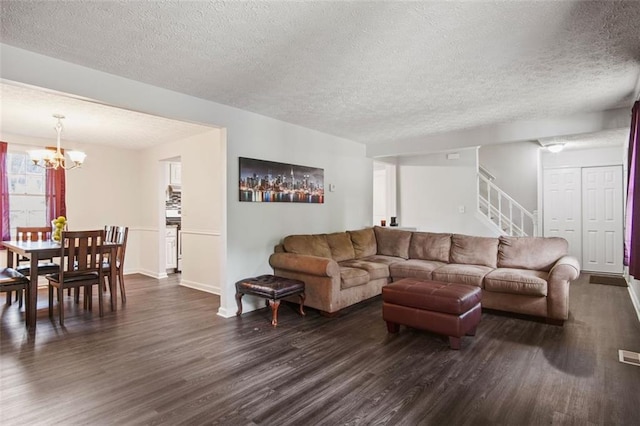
6, 149, 46, 238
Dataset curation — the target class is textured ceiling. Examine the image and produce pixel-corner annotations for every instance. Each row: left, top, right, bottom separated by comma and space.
0, 83, 215, 149
1, 0, 639, 150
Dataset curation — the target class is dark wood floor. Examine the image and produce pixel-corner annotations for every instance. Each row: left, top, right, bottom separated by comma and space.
1, 273, 639, 425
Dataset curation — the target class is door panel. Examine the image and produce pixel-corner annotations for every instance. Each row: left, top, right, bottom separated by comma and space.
543, 168, 582, 261
581, 166, 623, 273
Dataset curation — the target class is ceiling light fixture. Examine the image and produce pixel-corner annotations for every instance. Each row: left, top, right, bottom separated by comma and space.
29, 114, 86, 170
546, 143, 565, 153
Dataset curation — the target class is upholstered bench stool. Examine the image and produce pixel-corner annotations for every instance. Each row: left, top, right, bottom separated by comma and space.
235, 274, 305, 327
382, 278, 481, 349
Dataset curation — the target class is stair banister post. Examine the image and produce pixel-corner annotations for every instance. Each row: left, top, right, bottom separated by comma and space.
498, 192, 502, 231
486, 180, 491, 219
509, 202, 513, 235
477, 173, 481, 215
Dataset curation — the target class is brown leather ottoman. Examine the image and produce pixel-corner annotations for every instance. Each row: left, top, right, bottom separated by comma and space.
235, 274, 305, 326
382, 278, 481, 349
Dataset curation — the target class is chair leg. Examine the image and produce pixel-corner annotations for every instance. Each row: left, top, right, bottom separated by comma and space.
58, 286, 64, 326
85, 285, 94, 311
98, 282, 104, 318
104, 275, 111, 295
48, 285, 54, 318
118, 270, 126, 303
86, 285, 93, 311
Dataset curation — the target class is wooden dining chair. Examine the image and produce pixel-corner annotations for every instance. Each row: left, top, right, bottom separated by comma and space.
14, 226, 61, 273
102, 225, 129, 303
1, 267, 29, 313
46, 230, 105, 326
5, 226, 60, 305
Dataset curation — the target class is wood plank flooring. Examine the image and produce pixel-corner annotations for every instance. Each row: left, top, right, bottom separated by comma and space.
1, 273, 639, 425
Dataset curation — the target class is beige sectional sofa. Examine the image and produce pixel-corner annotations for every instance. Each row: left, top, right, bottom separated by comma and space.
269, 226, 581, 324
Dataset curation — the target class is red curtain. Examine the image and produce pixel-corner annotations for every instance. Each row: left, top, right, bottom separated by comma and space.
0, 142, 10, 244
625, 101, 640, 275
46, 166, 66, 224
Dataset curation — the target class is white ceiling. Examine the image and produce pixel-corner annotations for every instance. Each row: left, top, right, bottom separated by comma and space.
0, 83, 216, 149
1, 0, 639, 152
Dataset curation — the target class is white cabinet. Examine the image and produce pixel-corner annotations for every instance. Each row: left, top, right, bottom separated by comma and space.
169, 163, 182, 185
166, 226, 177, 269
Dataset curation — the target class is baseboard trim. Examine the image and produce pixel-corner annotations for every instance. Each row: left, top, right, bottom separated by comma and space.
628, 280, 640, 323
179, 279, 220, 295
217, 307, 235, 319
126, 269, 167, 280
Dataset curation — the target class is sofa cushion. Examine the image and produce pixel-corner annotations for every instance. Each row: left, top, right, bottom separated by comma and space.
339, 259, 389, 280
450, 234, 499, 268
484, 268, 548, 296
283, 234, 332, 258
340, 267, 370, 289
431, 264, 494, 287
389, 259, 446, 280
373, 226, 412, 259
361, 254, 406, 266
348, 228, 377, 259
326, 232, 356, 262
498, 236, 568, 272
409, 232, 452, 262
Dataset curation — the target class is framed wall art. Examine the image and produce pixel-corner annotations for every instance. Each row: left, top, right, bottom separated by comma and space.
239, 157, 324, 203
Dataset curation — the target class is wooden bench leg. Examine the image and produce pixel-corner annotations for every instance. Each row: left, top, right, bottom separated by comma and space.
269, 299, 280, 327
299, 293, 306, 316
235, 292, 243, 316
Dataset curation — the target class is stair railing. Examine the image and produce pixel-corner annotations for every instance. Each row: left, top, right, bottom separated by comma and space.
477, 173, 537, 236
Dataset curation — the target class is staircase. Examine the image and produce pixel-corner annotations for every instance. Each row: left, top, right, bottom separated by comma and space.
477, 169, 538, 236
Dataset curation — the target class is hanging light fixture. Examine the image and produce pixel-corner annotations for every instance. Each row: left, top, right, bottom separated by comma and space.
29, 114, 87, 170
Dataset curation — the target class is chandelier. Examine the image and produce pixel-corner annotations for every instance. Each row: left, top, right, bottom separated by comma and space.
29, 114, 87, 170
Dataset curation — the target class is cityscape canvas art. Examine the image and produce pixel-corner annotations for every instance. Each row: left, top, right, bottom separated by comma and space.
239, 157, 324, 203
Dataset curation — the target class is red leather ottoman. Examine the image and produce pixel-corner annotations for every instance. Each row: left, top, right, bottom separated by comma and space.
382, 278, 481, 349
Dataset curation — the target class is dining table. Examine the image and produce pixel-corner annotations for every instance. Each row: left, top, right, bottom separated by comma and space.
2, 239, 120, 329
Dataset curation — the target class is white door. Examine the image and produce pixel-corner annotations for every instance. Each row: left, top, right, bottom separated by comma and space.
543, 168, 582, 261
373, 168, 387, 226
581, 166, 624, 273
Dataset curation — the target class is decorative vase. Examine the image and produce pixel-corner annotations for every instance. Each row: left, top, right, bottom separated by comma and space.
51, 219, 67, 242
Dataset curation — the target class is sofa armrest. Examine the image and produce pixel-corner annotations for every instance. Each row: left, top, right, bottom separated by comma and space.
269, 253, 340, 278
547, 255, 580, 320
549, 255, 580, 281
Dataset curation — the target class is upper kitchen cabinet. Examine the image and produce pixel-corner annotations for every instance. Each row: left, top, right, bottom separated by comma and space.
170, 162, 182, 185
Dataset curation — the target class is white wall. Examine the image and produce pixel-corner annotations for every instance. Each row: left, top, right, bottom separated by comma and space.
134, 130, 223, 294
0, 133, 143, 270
1, 44, 373, 318
541, 145, 625, 169
397, 148, 495, 236
479, 141, 540, 212
224, 124, 371, 316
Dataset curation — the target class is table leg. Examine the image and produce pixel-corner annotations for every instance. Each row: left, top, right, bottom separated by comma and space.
269, 299, 280, 327
27, 253, 39, 329
6, 249, 14, 306
108, 246, 118, 311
